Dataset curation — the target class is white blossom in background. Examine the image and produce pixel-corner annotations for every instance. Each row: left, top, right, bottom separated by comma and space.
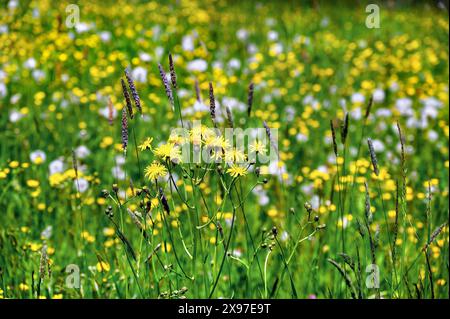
30, 150, 46, 163
9, 109, 24, 122
371, 139, 385, 152
99, 105, 118, 121
351, 92, 365, 104
395, 98, 413, 116
227, 58, 241, 70
41, 226, 53, 240
350, 107, 362, 120
49, 158, 65, 175
427, 130, 438, 142
0, 82, 7, 98
75, 178, 89, 193
75, 145, 91, 159
75, 22, 91, 33
0, 25, 9, 34
373, 88, 385, 103
10, 93, 21, 104
139, 52, 152, 62
32, 69, 45, 81
24, 57, 37, 69
187, 59, 207, 72
131, 66, 147, 83
8, 0, 18, 10
267, 30, 279, 41
115, 155, 126, 165
236, 28, 249, 41
182, 35, 194, 52
99, 31, 111, 42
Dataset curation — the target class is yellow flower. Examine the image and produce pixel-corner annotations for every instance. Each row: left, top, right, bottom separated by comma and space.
153, 143, 181, 163
138, 137, 153, 151
103, 227, 115, 237
144, 161, 168, 180
9, 161, 20, 168
226, 164, 248, 178
249, 140, 267, 155
19, 283, 29, 291
225, 148, 246, 163
26, 179, 40, 188
96, 261, 111, 272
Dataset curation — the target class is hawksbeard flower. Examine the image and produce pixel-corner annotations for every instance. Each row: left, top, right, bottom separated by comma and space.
227, 164, 248, 178
144, 161, 168, 181
249, 140, 267, 155
138, 137, 153, 151
153, 143, 182, 163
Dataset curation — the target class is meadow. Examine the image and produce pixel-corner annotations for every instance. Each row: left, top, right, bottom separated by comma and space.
0, 0, 449, 299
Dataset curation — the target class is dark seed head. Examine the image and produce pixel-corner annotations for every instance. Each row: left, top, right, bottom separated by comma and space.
168, 53, 177, 89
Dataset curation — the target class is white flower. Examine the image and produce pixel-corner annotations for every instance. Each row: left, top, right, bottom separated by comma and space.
421, 97, 442, 109
422, 105, 438, 119
258, 194, 269, 206
112, 166, 126, 180
373, 88, 385, 103
0, 82, 7, 98
32, 69, 45, 81
267, 30, 279, 41
155, 46, 164, 59
228, 58, 241, 70
8, 0, 18, 10
311, 195, 320, 210
24, 58, 37, 69
9, 109, 24, 122
375, 108, 392, 118
10, 93, 21, 104
115, 155, 126, 165
99, 31, 111, 42
371, 139, 385, 152
193, 100, 209, 112
131, 66, 147, 83
182, 35, 194, 52
0, 25, 9, 34
351, 92, 365, 104
99, 105, 117, 120
30, 150, 46, 163
427, 130, 438, 142
350, 107, 362, 120
236, 29, 249, 41
395, 98, 413, 116
139, 52, 152, 62
186, 59, 208, 72
285, 106, 295, 122
49, 158, 65, 175
247, 44, 258, 54
41, 226, 53, 240
389, 81, 399, 92
75, 178, 89, 193
75, 145, 91, 159
75, 22, 91, 33
296, 133, 308, 142
222, 97, 246, 112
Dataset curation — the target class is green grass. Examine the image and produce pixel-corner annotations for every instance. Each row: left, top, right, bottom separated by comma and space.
0, 0, 448, 299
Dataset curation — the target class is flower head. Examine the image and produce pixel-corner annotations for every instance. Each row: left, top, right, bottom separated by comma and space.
138, 137, 153, 151
153, 143, 182, 163
144, 161, 168, 181
227, 164, 248, 178
249, 140, 267, 155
